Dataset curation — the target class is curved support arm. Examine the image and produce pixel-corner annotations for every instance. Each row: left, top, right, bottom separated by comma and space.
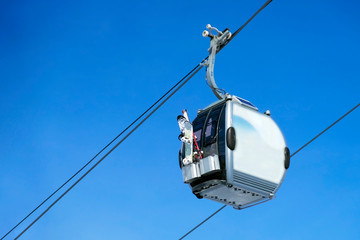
203, 25, 232, 100
206, 39, 224, 99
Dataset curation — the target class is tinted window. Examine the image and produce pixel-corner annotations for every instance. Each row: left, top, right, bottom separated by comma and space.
204, 106, 222, 146
218, 105, 226, 169
192, 113, 208, 149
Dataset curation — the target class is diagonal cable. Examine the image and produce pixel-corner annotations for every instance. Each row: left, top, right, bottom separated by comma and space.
178, 205, 227, 240
178, 102, 360, 239
0, 63, 202, 240
290, 103, 360, 158
13, 64, 204, 240
218, 0, 272, 53
178, 198, 272, 240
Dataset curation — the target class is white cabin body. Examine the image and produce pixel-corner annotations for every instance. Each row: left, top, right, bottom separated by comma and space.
179, 95, 290, 208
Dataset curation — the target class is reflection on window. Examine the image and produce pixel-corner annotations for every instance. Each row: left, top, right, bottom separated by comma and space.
204, 107, 222, 146
194, 128, 202, 148
218, 105, 226, 168
192, 113, 207, 148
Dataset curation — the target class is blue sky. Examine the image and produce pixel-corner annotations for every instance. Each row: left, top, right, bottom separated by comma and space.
1, 0, 359, 239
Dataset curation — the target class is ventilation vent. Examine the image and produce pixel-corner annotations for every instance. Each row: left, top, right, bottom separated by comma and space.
233, 170, 277, 194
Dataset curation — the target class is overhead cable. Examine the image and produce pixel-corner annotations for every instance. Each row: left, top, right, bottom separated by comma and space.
178, 205, 226, 240
290, 103, 360, 157
0, 63, 196, 239
13, 63, 205, 239
0, 62, 202, 240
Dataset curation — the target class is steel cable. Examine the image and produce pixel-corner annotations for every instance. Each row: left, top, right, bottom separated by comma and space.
1, 63, 202, 240
13, 64, 205, 239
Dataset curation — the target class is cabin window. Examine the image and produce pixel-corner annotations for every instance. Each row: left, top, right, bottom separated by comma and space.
204, 106, 222, 146
192, 113, 208, 149
217, 105, 226, 168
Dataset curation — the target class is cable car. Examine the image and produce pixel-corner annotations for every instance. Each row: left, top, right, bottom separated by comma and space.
177, 25, 290, 209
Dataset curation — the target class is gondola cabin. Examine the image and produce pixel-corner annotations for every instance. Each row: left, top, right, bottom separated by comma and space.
179, 95, 290, 209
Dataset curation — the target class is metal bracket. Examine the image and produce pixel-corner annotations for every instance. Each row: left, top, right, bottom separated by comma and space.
203, 24, 232, 100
